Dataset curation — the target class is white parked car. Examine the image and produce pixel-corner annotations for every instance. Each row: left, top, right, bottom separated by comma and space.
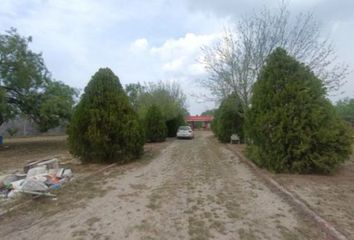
177, 126, 194, 139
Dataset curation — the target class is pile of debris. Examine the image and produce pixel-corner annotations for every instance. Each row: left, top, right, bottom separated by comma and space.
0, 158, 73, 199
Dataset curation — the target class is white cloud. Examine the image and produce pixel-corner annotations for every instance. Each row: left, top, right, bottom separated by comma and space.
188, 63, 206, 75
151, 33, 219, 58
162, 58, 184, 71
4, 0, 352, 114
128, 32, 220, 113
148, 33, 220, 74
127, 32, 221, 92
130, 38, 149, 53
0, 0, 168, 86
129, 32, 221, 77
0, 0, 226, 114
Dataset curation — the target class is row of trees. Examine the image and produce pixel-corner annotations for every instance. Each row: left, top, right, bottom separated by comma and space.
210, 48, 352, 174
211, 94, 244, 143
125, 81, 187, 141
334, 98, 354, 123
68, 69, 188, 163
205, 3, 352, 174
0, 28, 187, 163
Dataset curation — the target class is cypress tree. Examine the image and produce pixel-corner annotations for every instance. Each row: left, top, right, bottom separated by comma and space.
166, 113, 185, 137
246, 48, 352, 173
214, 94, 244, 143
211, 110, 219, 136
145, 104, 167, 142
67, 68, 144, 163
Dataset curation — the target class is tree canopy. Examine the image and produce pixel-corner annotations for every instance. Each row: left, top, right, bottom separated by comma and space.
201, 109, 217, 116
212, 94, 244, 143
335, 98, 354, 122
246, 48, 352, 174
125, 81, 188, 137
125, 82, 145, 111
68, 68, 144, 163
135, 81, 188, 119
0, 28, 77, 131
144, 104, 167, 142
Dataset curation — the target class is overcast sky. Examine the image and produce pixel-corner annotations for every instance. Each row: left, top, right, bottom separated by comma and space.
1, 0, 353, 114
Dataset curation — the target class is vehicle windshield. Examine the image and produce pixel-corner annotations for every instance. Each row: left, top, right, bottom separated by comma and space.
178, 126, 191, 131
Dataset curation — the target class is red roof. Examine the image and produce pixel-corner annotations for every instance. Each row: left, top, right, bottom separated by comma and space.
185, 115, 214, 122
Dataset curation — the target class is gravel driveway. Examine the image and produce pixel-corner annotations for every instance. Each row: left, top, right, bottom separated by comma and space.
0, 132, 324, 240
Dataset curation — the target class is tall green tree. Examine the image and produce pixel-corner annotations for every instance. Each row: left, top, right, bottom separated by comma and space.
210, 109, 219, 136
125, 83, 145, 111
214, 94, 244, 143
0, 28, 76, 131
144, 105, 167, 142
246, 48, 352, 174
68, 68, 144, 163
128, 81, 188, 137
36, 81, 76, 132
166, 113, 185, 137
335, 98, 354, 122
137, 81, 188, 119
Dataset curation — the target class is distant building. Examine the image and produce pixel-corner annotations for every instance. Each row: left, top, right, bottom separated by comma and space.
185, 115, 214, 130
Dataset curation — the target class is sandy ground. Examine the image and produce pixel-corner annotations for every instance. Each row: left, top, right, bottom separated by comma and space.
228, 144, 354, 240
0, 135, 69, 175
0, 132, 325, 240
274, 155, 354, 239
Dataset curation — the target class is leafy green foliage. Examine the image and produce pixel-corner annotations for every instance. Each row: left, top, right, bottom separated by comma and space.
125, 83, 145, 111
144, 105, 167, 142
246, 48, 352, 174
192, 121, 203, 129
210, 111, 219, 136
201, 109, 216, 116
166, 113, 185, 137
37, 81, 77, 132
212, 94, 244, 143
136, 81, 188, 118
0, 28, 76, 131
68, 68, 144, 163
126, 81, 188, 137
335, 98, 354, 122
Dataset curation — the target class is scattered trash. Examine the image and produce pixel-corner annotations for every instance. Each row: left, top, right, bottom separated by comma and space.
63, 169, 73, 179
27, 166, 47, 178
0, 158, 73, 200
56, 168, 65, 178
7, 190, 20, 199
21, 179, 49, 192
1, 174, 25, 187
10, 179, 25, 190
24, 158, 60, 174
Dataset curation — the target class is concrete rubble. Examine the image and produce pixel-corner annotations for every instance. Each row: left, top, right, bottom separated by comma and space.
0, 158, 73, 199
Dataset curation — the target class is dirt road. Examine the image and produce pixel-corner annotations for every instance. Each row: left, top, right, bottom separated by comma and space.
0, 132, 324, 240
